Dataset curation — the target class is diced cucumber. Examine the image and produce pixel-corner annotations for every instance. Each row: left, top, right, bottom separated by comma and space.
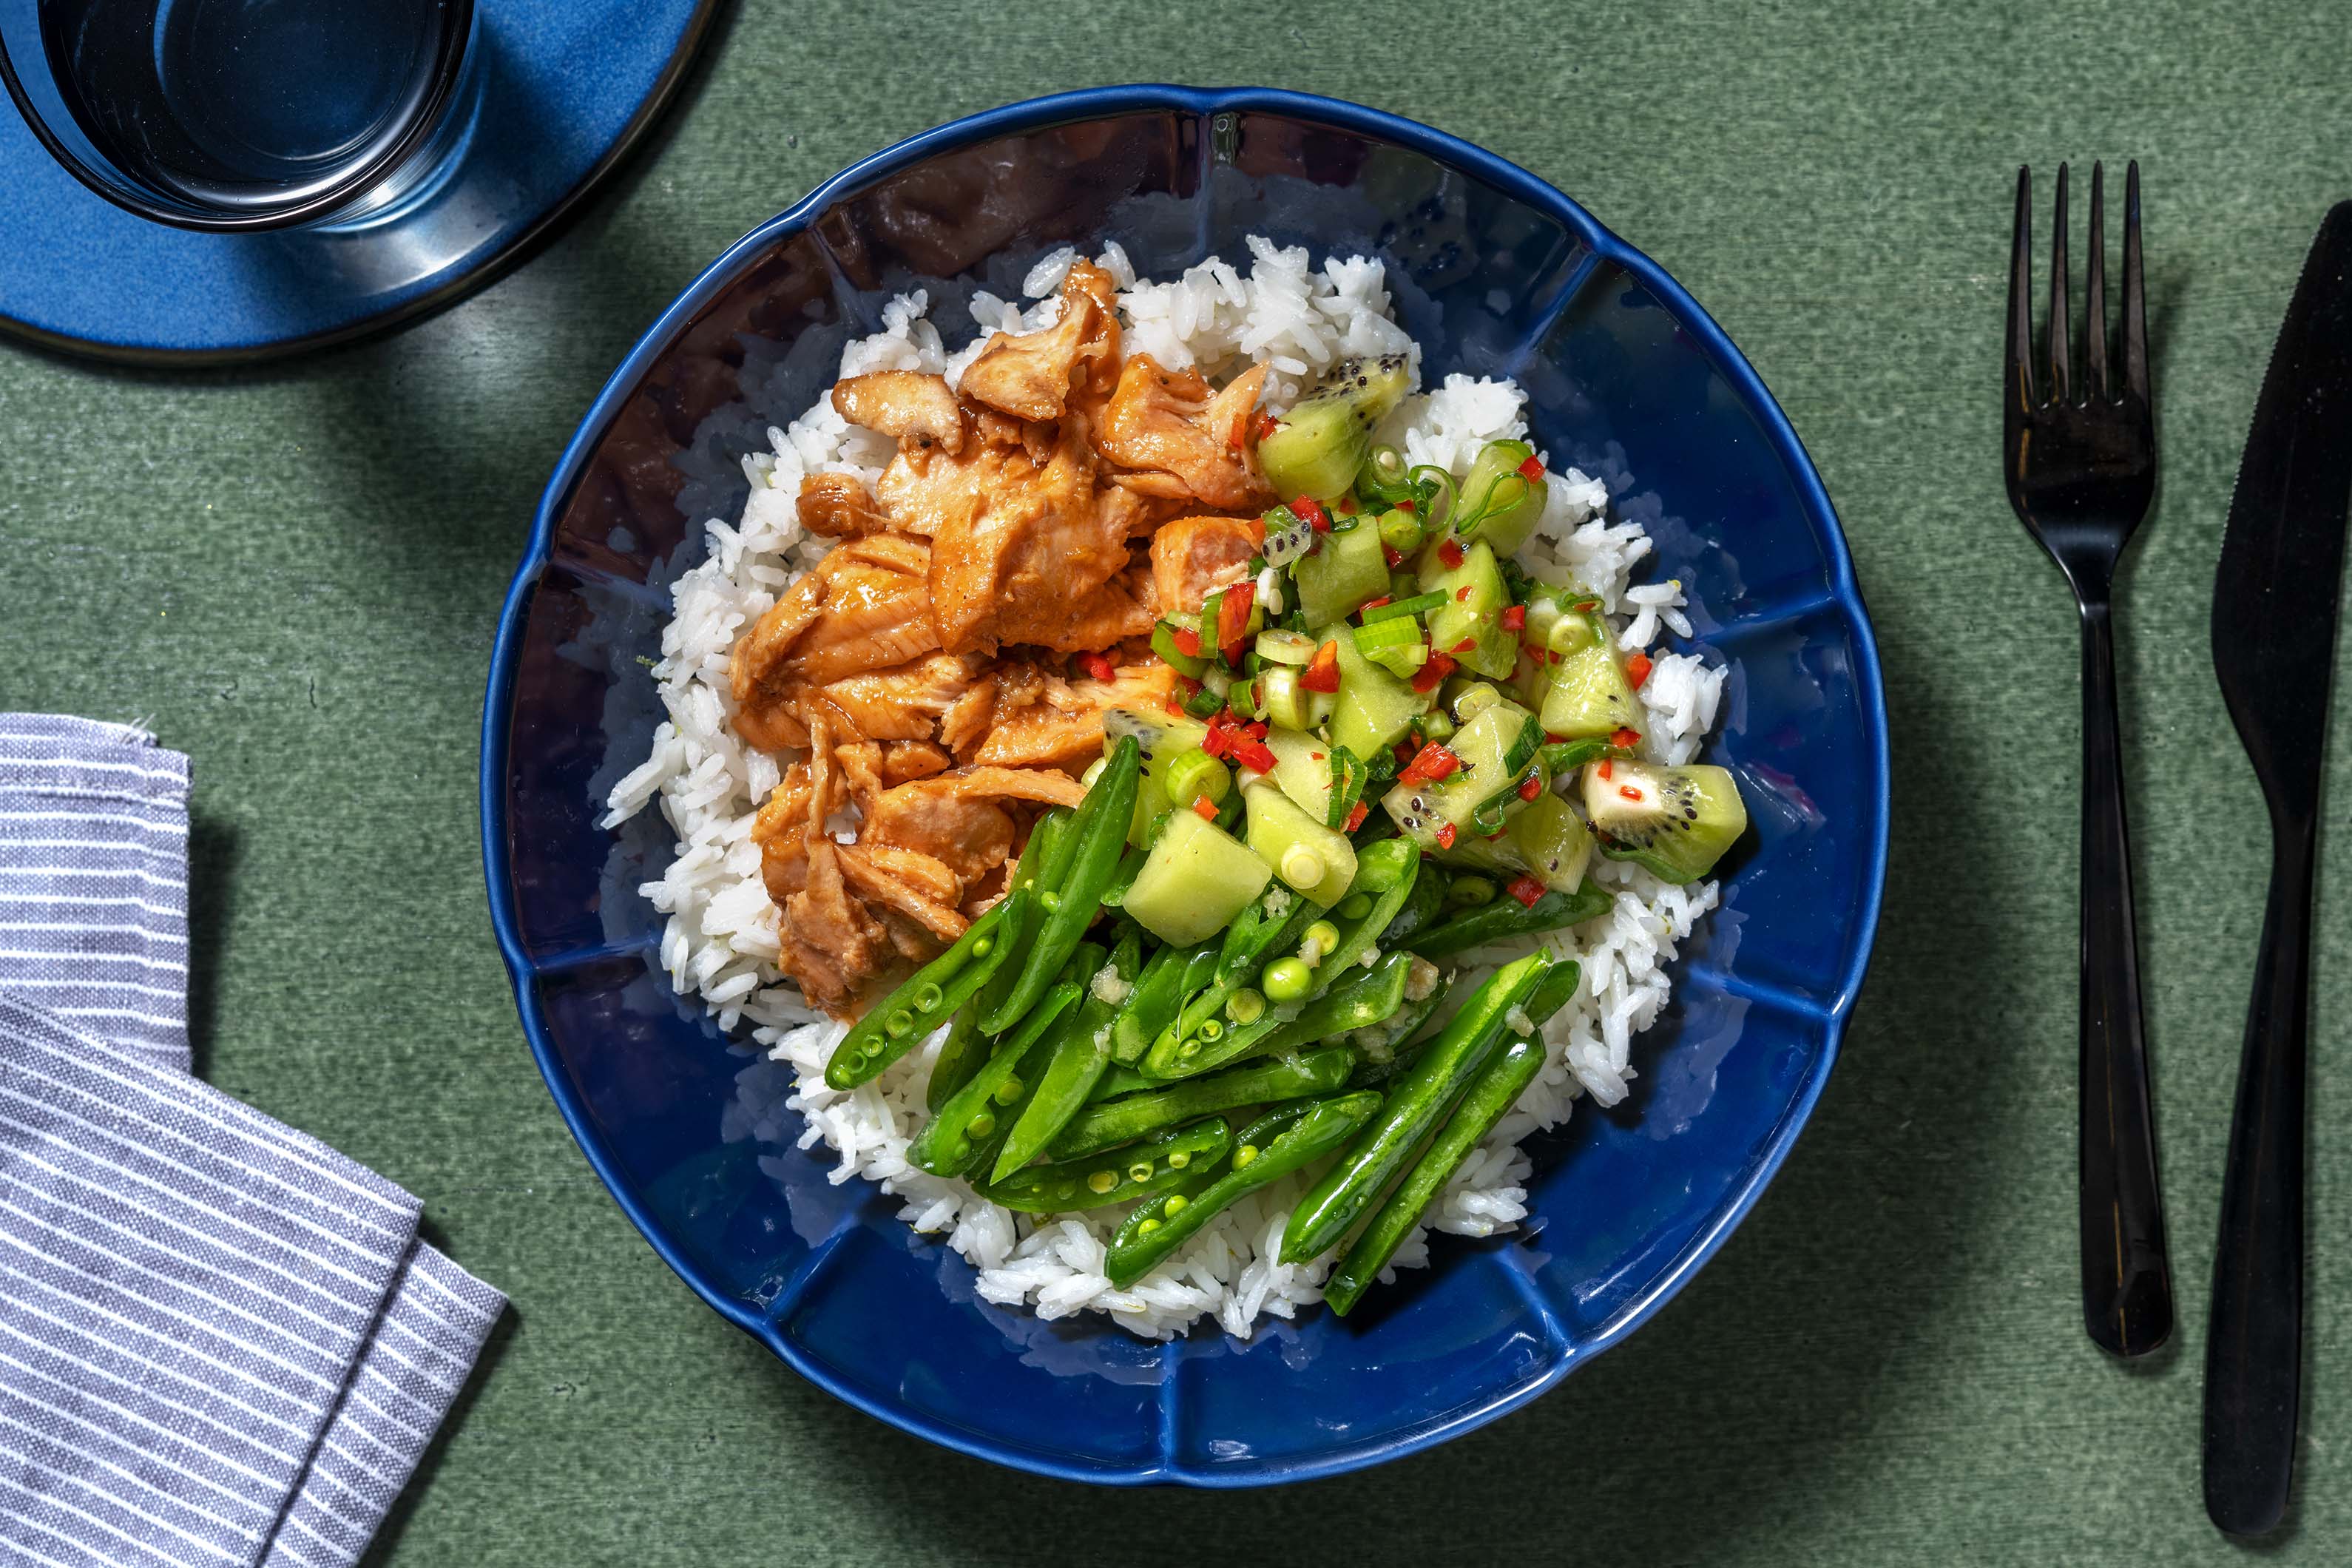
1379, 698, 1536, 847
1243, 783, 1357, 908
1122, 809, 1274, 946
1538, 633, 1640, 741
1422, 540, 1518, 680
1105, 704, 1210, 847
1294, 524, 1389, 628
1329, 625, 1432, 759
1263, 727, 1335, 822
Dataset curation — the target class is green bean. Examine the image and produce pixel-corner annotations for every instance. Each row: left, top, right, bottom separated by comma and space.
1107, 1092, 1380, 1288
1109, 939, 1213, 1065
923, 1006, 985, 1114
1304, 838, 1422, 999
976, 812, 1070, 1023
823, 890, 1027, 1091
1048, 1046, 1356, 1160
990, 929, 1141, 1181
1324, 961, 1582, 1312
1407, 880, 1614, 960
982, 737, 1140, 1033
981, 1118, 1232, 1214
1279, 953, 1554, 1263
908, 976, 1081, 1177
1143, 949, 1414, 1080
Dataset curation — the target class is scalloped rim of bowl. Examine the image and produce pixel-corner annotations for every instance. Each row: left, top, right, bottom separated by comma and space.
481, 84, 1890, 1487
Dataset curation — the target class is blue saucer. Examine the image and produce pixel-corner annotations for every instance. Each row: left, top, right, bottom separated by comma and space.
0, 0, 716, 362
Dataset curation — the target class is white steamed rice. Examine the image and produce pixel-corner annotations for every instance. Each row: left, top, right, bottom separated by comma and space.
605, 239, 1728, 1340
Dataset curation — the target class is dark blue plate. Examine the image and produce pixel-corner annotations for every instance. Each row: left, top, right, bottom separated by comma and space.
0, 0, 714, 362
482, 86, 1890, 1485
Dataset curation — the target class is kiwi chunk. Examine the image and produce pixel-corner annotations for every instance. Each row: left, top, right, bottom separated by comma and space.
1257, 354, 1414, 501
1580, 761, 1748, 883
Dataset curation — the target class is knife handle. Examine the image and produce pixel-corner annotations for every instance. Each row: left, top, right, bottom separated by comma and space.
2076, 601, 2173, 1356
2203, 822, 2315, 1536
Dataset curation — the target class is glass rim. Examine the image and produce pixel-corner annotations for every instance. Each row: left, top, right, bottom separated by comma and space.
0, 0, 479, 234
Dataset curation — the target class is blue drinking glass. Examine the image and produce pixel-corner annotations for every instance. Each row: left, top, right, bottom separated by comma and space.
0, 0, 479, 232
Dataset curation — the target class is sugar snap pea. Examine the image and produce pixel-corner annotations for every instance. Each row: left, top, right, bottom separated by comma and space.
1087, 1063, 1158, 1104
1342, 988, 1449, 1089
908, 974, 1080, 1178
1106, 1092, 1380, 1288
923, 1005, 985, 1114
1325, 960, 1583, 1312
1152, 888, 1322, 1061
981, 1118, 1231, 1214
1047, 1046, 1356, 1160
1279, 953, 1553, 1263
982, 736, 1139, 1033
990, 928, 1140, 1181
974, 812, 1069, 1024
1109, 939, 1214, 1065
1144, 947, 1414, 1079
823, 889, 1027, 1091
1407, 880, 1612, 959
1379, 858, 1451, 947
1304, 839, 1422, 998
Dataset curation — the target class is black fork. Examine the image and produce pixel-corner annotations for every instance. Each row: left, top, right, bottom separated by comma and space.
2004, 161, 2170, 1358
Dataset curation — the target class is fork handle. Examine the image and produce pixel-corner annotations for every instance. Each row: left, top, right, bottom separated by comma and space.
2203, 819, 2315, 1535
2076, 600, 2173, 1357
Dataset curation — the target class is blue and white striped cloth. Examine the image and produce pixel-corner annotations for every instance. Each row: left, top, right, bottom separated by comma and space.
0, 716, 506, 1568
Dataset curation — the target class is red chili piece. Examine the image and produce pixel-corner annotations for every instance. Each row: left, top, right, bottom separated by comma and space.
1500, 605, 1527, 632
1596, 759, 1613, 781
1296, 496, 1331, 533
1079, 652, 1116, 682
1172, 625, 1202, 658
1217, 581, 1256, 663
1455, 585, 1471, 601
1193, 795, 1220, 821
1255, 411, 1280, 443
1507, 874, 1545, 908
1300, 641, 1342, 693
1359, 596, 1391, 616
1382, 543, 1404, 568
1437, 538, 1464, 570
1618, 785, 1642, 802
1409, 652, 1457, 694
1345, 802, 1370, 832
1609, 726, 1641, 749
1398, 744, 1461, 786
1435, 823, 1457, 850
1515, 454, 1544, 481
1517, 774, 1543, 802
1626, 652, 1654, 689
1450, 637, 1478, 655
1234, 740, 1278, 774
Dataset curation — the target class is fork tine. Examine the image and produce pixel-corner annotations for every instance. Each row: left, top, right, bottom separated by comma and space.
2009, 166, 2037, 410
2048, 163, 2072, 402
2085, 162, 2109, 398
2121, 160, 2149, 400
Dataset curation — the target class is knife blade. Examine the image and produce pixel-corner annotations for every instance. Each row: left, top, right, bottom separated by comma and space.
2204, 200, 2352, 1538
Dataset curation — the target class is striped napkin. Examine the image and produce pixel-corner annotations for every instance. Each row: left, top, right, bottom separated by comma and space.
0, 715, 506, 1568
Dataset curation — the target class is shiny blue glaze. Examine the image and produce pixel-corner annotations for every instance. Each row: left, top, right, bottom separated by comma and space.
0, 0, 714, 359
481, 87, 1890, 1486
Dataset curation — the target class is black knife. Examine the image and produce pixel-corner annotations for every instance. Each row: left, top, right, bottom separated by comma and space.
2205, 201, 2352, 1538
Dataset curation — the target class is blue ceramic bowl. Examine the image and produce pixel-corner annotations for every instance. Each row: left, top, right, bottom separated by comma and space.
483, 86, 1889, 1486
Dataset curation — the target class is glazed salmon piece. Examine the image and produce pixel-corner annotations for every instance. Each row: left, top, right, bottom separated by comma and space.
839, 844, 967, 943
780, 839, 889, 1013
977, 660, 1178, 771
817, 652, 980, 742
1098, 357, 1271, 511
1150, 514, 1265, 615
832, 371, 965, 455
797, 473, 892, 538
780, 538, 942, 686
959, 260, 1121, 423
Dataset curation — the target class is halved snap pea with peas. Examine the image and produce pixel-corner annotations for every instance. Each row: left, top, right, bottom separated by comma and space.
980, 1118, 1234, 1214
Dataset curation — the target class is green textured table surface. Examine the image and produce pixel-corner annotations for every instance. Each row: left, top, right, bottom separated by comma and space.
4, 2, 2349, 1561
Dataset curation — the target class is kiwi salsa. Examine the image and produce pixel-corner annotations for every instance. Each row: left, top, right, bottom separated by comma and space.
1104, 353, 1749, 953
